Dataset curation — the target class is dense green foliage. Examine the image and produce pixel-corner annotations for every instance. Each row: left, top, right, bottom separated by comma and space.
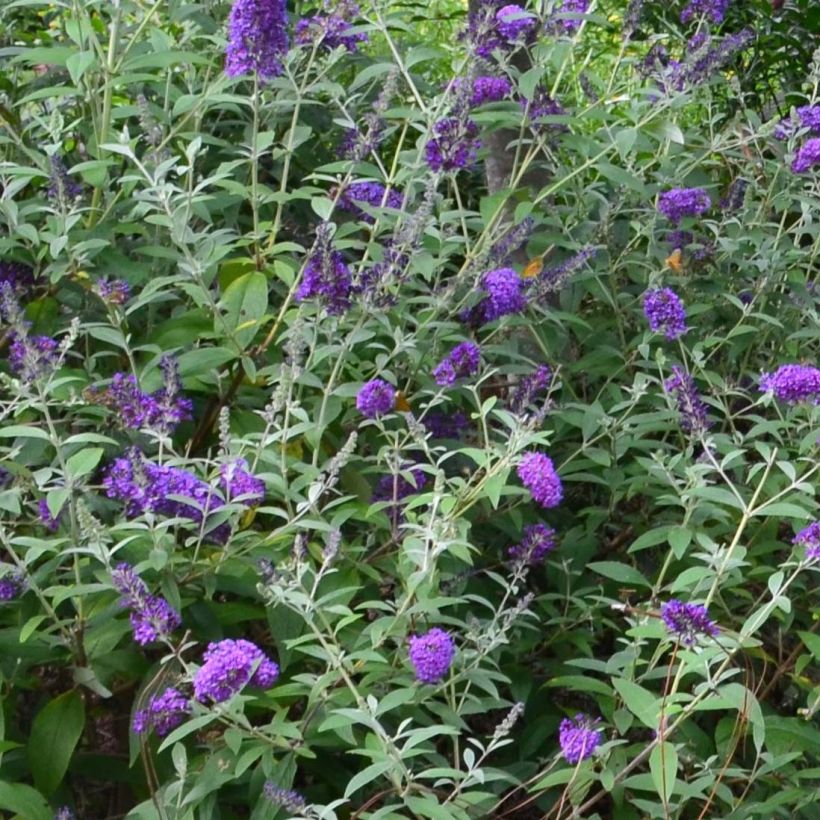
0, 1, 818, 818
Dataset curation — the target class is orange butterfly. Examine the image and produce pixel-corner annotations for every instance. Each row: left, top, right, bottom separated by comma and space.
665, 249, 684, 273
521, 257, 544, 279
394, 390, 412, 412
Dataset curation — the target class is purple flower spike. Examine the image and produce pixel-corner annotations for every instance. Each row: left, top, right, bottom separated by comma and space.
432, 341, 480, 386
559, 714, 602, 763
408, 627, 454, 683
463, 267, 528, 325
665, 366, 710, 434
661, 599, 718, 646
193, 638, 279, 703
132, 687, 190, 737
425, 117, 480, 172
496, 5, 536, 40
657, 188, 711, 225
225, 0, 288, 79
295, 1, 367, 53
264, 783, 308, 813
792, 138, 820, 174
680, 0, 731, 24
554, 0, 592, 33
759, 364, 820, 405
508, 523, 558, 564
357, 379, 396, 418
643, 287, 687, 340
517, 452, 563, 508
793, 521, 820, 562
221, 459, 265, 504
111, 563, 181, 646
508, 365, 552, 415
295, 233, 353, 315
424, 411, 469, 439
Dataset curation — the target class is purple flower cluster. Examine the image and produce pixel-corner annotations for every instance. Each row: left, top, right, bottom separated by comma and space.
0, 261, 34, 293
487, 218, 534, 268
432, 341, 480, 386
47, 155, 82, 203
103, 449, 230, 543
759, 364, 820, 404
559, 714, 602, 763
774, 105, 820, 141
680, 0, 730, 24
527, 247, 596, 302
665, 366, 710, 434
495, 4, 536, 40
424, 410, 470, 439
425, 117, 480, 173
86, 360, 192, 433
792, 138, 820, 174
295, 228, 353, 314
38, 497, 64, 531
264, 783, 308, 813
95, 278, 131, 305
111, 563, 181, 646
661, 599, 718, 645
132, 687, 190, 736
508, 365, 552, 415
225, 0, 288, 79
719, 178, 747, 211
357, 379, 396, 418
522, 87, 568, 128
657, 188, 711, 224
295, 1, 367, 53
508, 523, 558, 564
408, 627, 454, 683
193, 638, 279, 703
0, 572, 24, 602
8, 332, 59, 382
553, 0, 592, 33
643, 287, 687, 340
463, 267, 528, 325
221, 459, 265, 504
372, 466, 427, 505
793, 521, 820, 562
665, 29, 753, 92
517, 452, 563, 509
337, 181, 403, 220
456, 75, 512, 108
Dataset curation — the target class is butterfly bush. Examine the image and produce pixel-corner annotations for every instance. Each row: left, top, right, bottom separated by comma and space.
0, 0, 818, 817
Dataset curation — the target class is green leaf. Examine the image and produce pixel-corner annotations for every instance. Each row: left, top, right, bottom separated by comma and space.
343, 760, 394, 797
649, 742, 677, 804
27, 690, 85, 795
588, 561, 651, 587
0, 781, 51, 820
66, 447, 104, 479
0, 425, 51, 441
65, 50, 95, 85
612, 678, 659, 728
218, 272, 269, 350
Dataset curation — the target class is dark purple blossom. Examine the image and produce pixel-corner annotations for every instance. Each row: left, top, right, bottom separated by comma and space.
132, 687, 190, 736
456, 75, 512, 107
47, 155, 82, 203
508, 523, 558, 564
95, 278, 131, 305
408, 627, 454, 683
792, 138, 820, 174
793, 521, 820, 562
553, 0, 591, 33
665, 366, 710, 434
559, 714, 602, 763
665, 29, 753, 92
507, 365, 552, 415
337, 181, 403, 220
225, 0, 288, 79
517, 452, 563, 508
432, 341, 480, 386
356, 379, 396, 418
496, 4, 536, 40
657, 188, 711, 224
774, 105, 820, 141
661, 599, 718, 645
193, 638, 279, 703
264, 783, 308, 813
295, 1, 367, 53
111, 563, 181, 646
0, 261, 34, 293
425, 117, 480, 172
8, 332, 59, 382
522, 87, 568, 131
38, 497, 64, 531
0, 572, 25, 602
486, 218, 534, 267
680, 0, 730, 24
463, 267, 528, 325
103, 450, 231, 543
527, 247, 596, 301
759, 364, 820, 404
719, 178, 747, 211
424, 411, 470, 439
221, 459, 265, 504
372, 466, 427, 505
295, 227, 353, 315
643, 287, 687, 340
